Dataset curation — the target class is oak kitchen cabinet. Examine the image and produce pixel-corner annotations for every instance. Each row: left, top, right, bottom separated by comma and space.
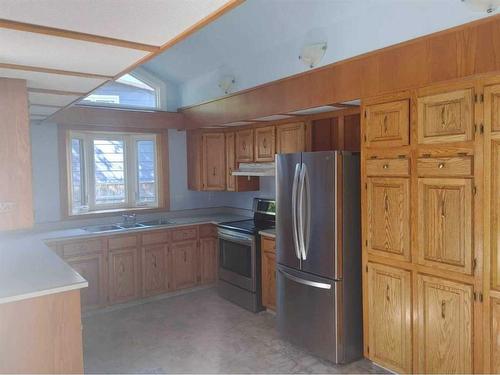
107, 235, 140, 304
362, 81, 481, 374
202, 132, 226, 191
236, 128, 254, 162
225, 131, 259, 192
254, 126, 275, 162
366, 262, 412, 374
199, 224, 218, 285
261, 235, 276, 311
276, 122, 306, 154
0, 78, 33, 231
311, 112, 361, 152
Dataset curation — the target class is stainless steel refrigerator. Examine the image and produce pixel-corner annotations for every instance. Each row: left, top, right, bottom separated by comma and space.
276, 151, 362, 364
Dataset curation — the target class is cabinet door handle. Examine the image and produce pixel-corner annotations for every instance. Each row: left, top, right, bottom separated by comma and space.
441, 106, 446, 127
212, 167, 216, 176
383, 115, 388, 133
184, 251, 187, 262
441, 198, 446, 218
384, 193, 389, 211
153, 254, 157, 268
242, 141, 246, 150
263, 138, 267, 149
386, 284, 390, 302
441, 300, 446, 319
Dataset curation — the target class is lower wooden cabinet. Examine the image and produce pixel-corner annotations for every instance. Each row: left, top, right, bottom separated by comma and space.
171, 240, 198, 290
416, 274, 473, 374
65, 252, 106, 308
261, 236, 276, 311
108, 247, 140, 304
142, 244, 169, 297
200, 237, 217, 284
366, 262, 412, 373
490, 297, 500, 373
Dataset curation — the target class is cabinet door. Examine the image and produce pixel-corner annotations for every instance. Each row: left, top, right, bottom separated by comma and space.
366, 177, 411, 261
66, 253, 106, 309
261, 250, 276, 311
490, 140, 500, 290
226, 132, 236, 191
108, 247, 139, 303
367, 263, 412, 373
417, 178, 473, 274
171, 240, 197, 290
276, 122, 305, 154
200, 238, 217, 284
202, 132, 226, 191
416, 275, 473, 374
254, 126, 275, 161
491, 298, 500, 374
236, 129, 254, 162
141, 244, 167, 297
417, 88, 473, 144
364, 100, 409, 148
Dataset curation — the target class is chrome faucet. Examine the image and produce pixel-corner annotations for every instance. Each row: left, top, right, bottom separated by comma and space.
122, 213, 137, 226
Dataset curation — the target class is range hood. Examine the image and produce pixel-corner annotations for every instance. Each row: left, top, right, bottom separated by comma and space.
232, 162, 275, 177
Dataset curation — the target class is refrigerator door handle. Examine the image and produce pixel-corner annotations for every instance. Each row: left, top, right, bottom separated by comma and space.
303, 163, 311, 259
298, 163, 307, 260
291, 163, 302, 260
278, 268, 332, 290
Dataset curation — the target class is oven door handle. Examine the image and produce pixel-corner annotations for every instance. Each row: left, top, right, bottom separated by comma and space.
218, 232, 254, 246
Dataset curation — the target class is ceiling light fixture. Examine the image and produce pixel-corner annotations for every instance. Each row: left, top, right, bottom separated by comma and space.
461, 0, 500, 13
299, 42, 327, 69
218, 75, 236, 95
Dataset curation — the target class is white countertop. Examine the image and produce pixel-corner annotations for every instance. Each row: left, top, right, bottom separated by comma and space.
259, 228, 276, 238
0, 211, 248, 305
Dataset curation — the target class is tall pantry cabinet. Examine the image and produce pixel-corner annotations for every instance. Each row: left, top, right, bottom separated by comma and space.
361, 78, 486, 373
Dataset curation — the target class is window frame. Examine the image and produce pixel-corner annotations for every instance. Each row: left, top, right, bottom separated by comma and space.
61, 126, 168, 218
78, 68, 167, 111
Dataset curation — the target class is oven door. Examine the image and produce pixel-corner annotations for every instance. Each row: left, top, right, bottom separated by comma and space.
218, 228, 256, 292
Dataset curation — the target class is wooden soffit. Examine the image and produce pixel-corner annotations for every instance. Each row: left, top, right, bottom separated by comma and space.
181, 14, 500, 128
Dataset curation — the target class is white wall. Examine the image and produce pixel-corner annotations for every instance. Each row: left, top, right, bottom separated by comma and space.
30, 124, 274, 223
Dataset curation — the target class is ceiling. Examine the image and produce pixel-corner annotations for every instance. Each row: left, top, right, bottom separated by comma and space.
143, 0, 495, 107
0, 0, 239, 122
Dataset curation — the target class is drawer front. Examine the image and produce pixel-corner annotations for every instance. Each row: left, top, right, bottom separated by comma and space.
366, 158, 409, 176
417, 157, 472, 177
108, 235, 138, 250
199, 224, 217, 238
261, 236, 276, 253
171, 226, 198, 242
62, 239, 103, 257
142, 230, 170, 246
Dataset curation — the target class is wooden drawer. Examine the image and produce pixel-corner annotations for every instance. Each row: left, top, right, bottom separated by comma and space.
261, 236, 276, 253
141, 230, 170, 246
365, 158, 409, 176
417, 156, 472, 177
62, 239, 103, 257
199, 224, 217, 238
171, 226, 198, 242
108, 235, 138, 250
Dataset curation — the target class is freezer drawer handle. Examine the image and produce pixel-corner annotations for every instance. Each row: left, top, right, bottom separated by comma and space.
279, 269, 332, 290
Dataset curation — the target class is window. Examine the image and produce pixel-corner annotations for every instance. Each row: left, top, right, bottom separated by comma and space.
79, 69, 166, 110
68, 131, 159, 215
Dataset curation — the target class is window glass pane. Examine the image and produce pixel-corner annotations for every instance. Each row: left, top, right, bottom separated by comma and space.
93, 139, 125, 205
137, 140, 156, 203
80, 74, 157, 109
71, 138, 84, 212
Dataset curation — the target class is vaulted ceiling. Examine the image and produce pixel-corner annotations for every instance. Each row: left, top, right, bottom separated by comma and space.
0, 0, 240, 122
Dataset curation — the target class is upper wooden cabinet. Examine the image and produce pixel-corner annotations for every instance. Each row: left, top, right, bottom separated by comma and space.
417, 88, 474, 144
364, 99, 409, 148
366, 263, 412, 373
417, 178, 473, 275
0, 78, 33, 231
416, 275, 473, 374
254, 126, 275, 161
366, 177, 411, 262
236, 128, 254, 162
485, 83, 500, 133
311, 112, 361, 152
490, 140, 500, 290
201, 132, 226, 191
276, 122, 306, 154
225, 132, 259, 193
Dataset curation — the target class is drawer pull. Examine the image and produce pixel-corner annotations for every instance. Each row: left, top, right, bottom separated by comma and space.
438, 163, 445, 169
383, 164, 389, 169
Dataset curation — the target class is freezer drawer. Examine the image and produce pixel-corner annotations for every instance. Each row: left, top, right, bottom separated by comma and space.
277, 265, 341, 363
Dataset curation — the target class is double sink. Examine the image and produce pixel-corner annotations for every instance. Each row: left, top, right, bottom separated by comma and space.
83, 218, 175, 233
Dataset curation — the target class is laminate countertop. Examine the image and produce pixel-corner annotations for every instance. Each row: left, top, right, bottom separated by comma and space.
259, 228, 276, 238
0, 212, 248, 305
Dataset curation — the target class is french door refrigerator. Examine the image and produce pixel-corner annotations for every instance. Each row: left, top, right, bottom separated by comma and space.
276, 151, 362, 364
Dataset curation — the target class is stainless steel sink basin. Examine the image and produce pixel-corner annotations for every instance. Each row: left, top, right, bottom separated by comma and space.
138, 218, 174, 226
83, 224, 123, 233
119, 223, 148, 229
